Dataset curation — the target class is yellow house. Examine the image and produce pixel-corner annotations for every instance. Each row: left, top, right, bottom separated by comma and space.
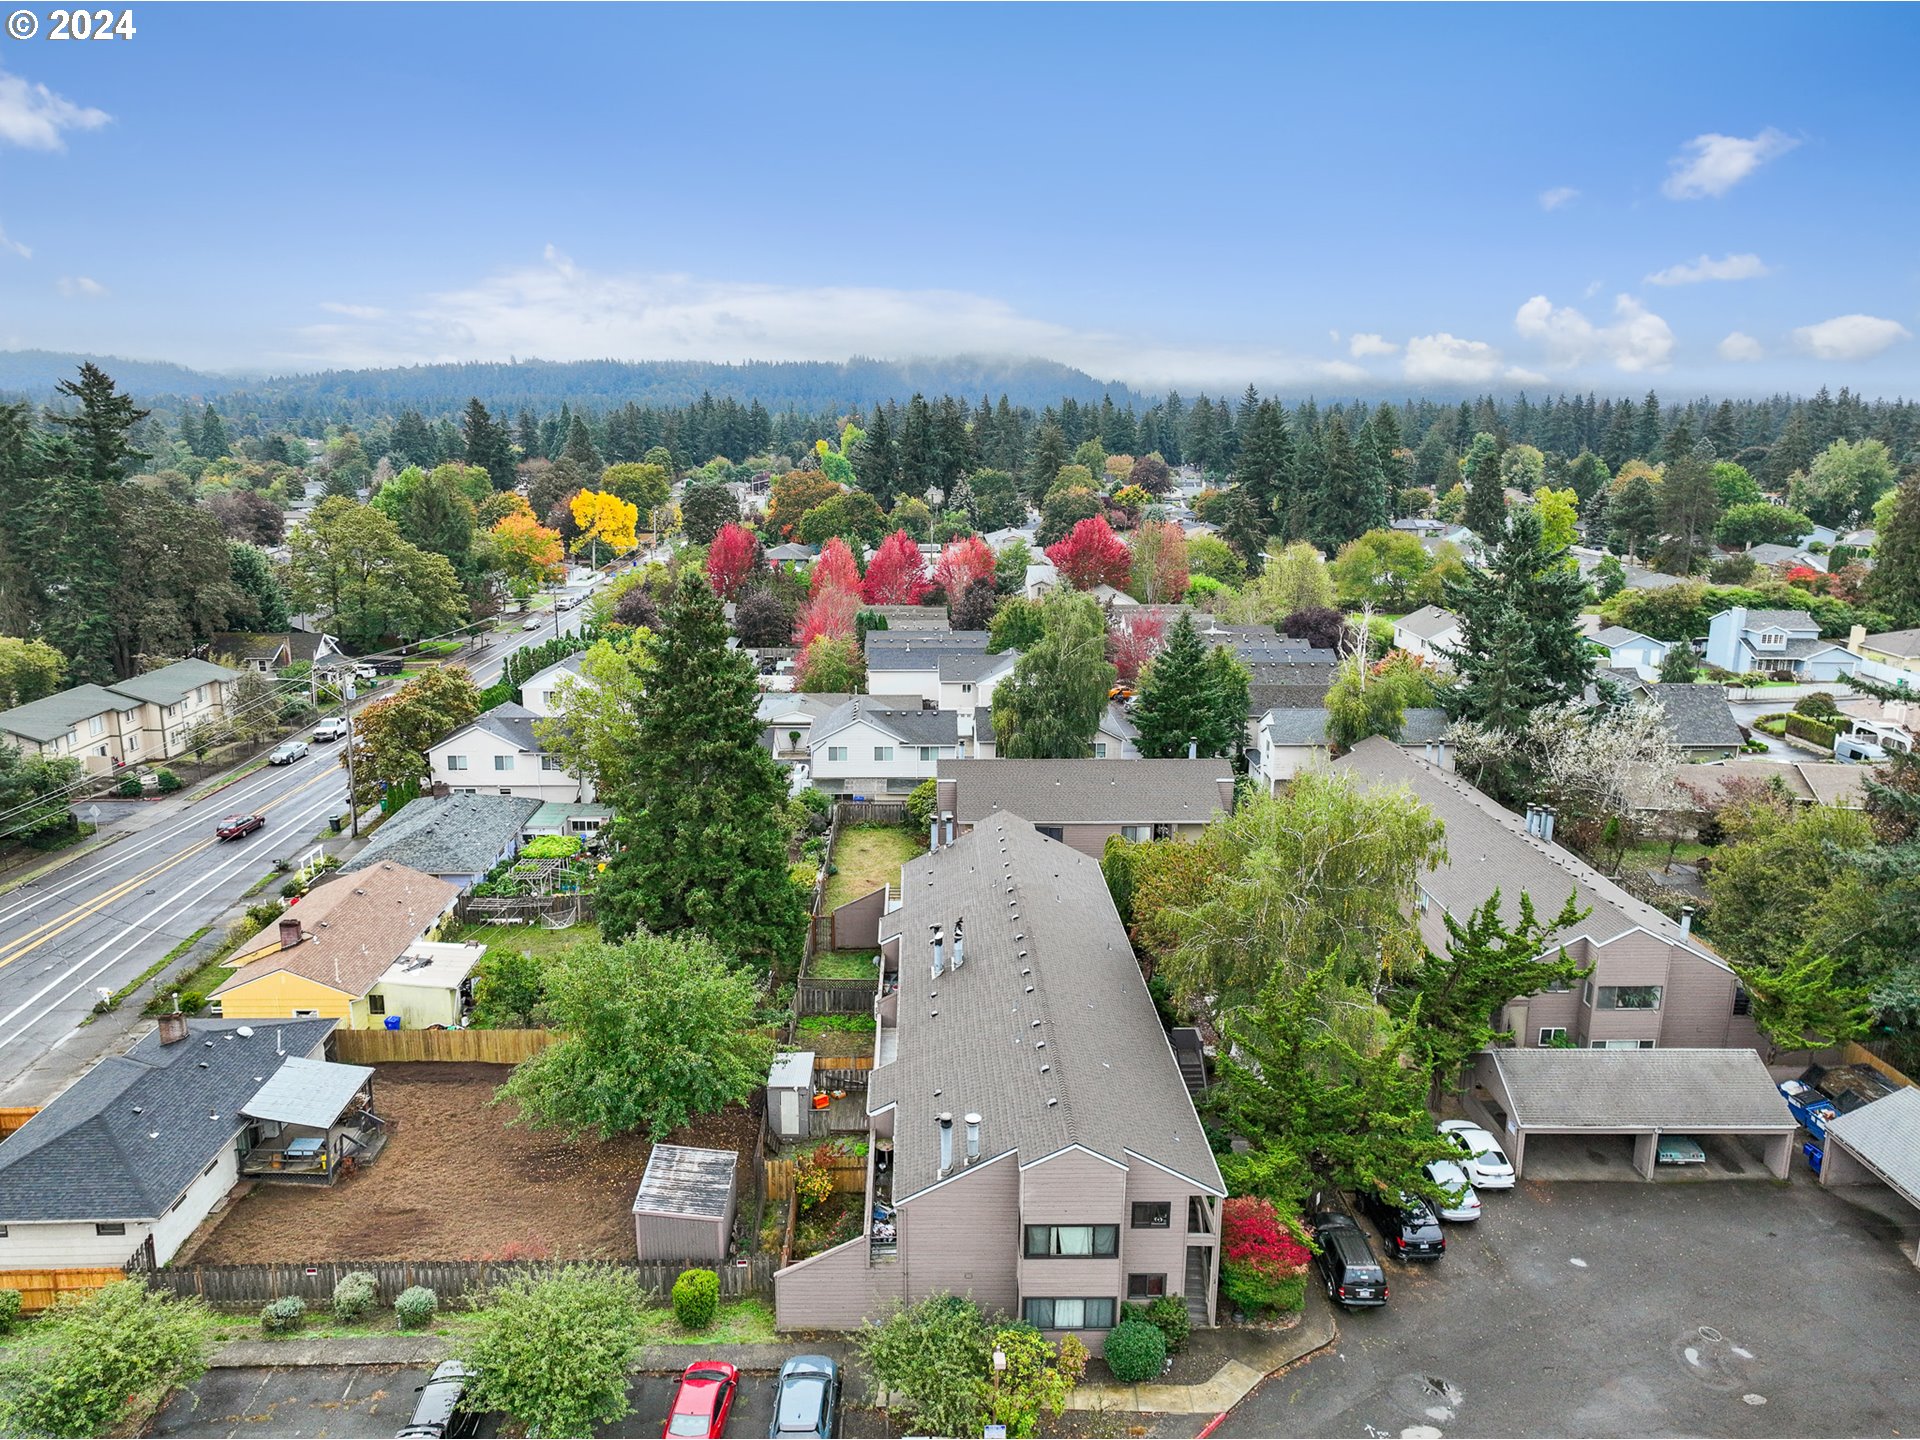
212, 863, 461, 1027
1849, 624, 1920, 679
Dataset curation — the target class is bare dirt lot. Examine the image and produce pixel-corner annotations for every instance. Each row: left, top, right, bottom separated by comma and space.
182, 1063, 760, 1263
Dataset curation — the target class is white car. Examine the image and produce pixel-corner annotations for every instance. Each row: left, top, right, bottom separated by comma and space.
1422, 1158, 1482, 1221
1438, 1120, 1516, 1190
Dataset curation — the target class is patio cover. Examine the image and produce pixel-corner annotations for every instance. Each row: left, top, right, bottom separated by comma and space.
242, 1055, 374, 1129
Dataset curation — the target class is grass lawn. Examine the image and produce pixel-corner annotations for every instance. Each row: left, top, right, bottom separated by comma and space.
637, 1299, 778, 1347
1623, 838, 1713, 865
792, 1014, 876, 1056
809, 950, 881, 981
823, 826, 923, 913
457, 922, 598, 962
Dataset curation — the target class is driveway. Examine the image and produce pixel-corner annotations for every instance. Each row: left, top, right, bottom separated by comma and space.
1216, 1173, 1920, 1438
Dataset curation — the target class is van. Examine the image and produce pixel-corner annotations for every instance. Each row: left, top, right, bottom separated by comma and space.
1307, 1189, 1388, 1308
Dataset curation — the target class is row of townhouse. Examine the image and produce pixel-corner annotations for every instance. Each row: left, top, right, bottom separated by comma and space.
0, 659, 242, 774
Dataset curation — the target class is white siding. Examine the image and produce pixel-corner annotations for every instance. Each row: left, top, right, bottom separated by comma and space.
152, 1139, 241, 1264
0, 1220, 154, 1270
428, 728, 583, 803
868, 669, 940, 706
809, 718, 954, 792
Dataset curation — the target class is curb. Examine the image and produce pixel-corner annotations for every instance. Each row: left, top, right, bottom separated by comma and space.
210, 1336, 855, 1374
0, 828, 128, 899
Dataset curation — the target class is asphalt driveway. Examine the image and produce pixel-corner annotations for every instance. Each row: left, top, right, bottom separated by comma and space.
1216, 1171, 1920, 1438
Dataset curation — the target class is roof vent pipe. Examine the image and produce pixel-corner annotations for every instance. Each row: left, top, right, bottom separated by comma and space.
1524, 805, 1540, 838
943, 811, 956, 847
1436, 738, 1449, 771
950, 917, 965, 971
937, 1111, 954, 1175
1679, 904, 1695, 938
930, 815, 941, 852
964, 1112, 981, 1164
1541, 806, 1557, 845
929, 925, 945, 979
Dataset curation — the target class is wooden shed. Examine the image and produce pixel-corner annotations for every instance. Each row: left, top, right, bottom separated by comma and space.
632, 1144, 738, 1263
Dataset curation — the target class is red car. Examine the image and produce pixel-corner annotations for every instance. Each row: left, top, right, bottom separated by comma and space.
215, 812, 265, 841
664, 1361, 738, 1438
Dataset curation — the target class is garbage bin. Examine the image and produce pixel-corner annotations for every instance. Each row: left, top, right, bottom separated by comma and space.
383, 1014, 401, 1031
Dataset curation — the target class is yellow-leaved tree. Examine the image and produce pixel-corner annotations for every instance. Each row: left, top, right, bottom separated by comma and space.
569, 489, 640, 567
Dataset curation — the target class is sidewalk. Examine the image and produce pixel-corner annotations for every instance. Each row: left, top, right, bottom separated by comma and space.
210, 1335, 856, 1374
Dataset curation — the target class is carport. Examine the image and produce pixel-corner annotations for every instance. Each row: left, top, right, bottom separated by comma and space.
1819, 1087, 1920, 1264
1467, 1048, 1796, 1181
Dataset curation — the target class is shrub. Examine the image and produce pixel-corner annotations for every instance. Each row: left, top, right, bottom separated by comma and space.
1220, 1195, 1312, 1316
280, 879, 304, 898
115, 776, 141, 797
1785, 714, 1838, 749
332, 1271, 378, 1323
395, 1286, 439, 1330
671, 1268, 719, 1331
792, 1154, 834, 1212
1102, 1318, 1166, 1382
1144, 1294, 1191, 1354
244, 901, 285, 931
260, 1296, 306, 1334
0, 1288, 20, 1336
460, 1264, 649, 1438
521, 834, 583, 860
1794, 691, 1842, 720
905, 776, 938, 837
155, 769, 182, 793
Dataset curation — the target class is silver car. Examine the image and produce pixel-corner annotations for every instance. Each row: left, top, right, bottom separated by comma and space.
1422, 1158, 1482, 1221
268, 740, 308, 765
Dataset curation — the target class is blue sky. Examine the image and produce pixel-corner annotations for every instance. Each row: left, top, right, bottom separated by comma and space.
2, 2, 1917, 395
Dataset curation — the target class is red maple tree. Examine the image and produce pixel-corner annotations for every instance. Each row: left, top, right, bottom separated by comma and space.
1108, 611, 1167, 685
861, 529, 929, 605
810, 536, 863, 597
931, 535, 996, 600
705, 521, 763, 600
1045, 515, 1132, 591
795, 585, 861, 646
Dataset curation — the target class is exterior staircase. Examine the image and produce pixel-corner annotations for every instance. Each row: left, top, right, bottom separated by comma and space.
1184, 1246, 1211, 1326
1170, 1027, 1207, 1095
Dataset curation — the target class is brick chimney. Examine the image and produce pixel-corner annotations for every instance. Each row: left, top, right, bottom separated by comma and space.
278, 916, 303, 949
157, 1010, 188, 1045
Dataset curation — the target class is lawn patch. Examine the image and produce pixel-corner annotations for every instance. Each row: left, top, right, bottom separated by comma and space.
823, 826, 923, 913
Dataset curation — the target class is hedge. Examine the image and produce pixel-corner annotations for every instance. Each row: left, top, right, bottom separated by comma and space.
1785, 715, 1838, 749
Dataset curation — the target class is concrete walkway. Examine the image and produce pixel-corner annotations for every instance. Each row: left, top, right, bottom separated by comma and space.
1065, 1299, 1337, 1416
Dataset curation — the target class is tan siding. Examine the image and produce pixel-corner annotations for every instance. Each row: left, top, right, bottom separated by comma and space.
1581, 934, 1671, 1045
775, 1234, 906, 1330
1059, 824, 1121, 859
1018, 1150, 1126, 1333
634, 1213, 727, 1263
1120, 1163, 1204, 1304
1659, 950, 1743, 1048
900, 1155, 1021, 1316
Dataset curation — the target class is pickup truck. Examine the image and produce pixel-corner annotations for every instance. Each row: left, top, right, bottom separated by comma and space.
215, 812, 265, 841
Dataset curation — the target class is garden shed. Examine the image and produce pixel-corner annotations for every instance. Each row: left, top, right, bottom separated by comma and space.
632, 1144, 738, 1263
767, 1051, 817, 1141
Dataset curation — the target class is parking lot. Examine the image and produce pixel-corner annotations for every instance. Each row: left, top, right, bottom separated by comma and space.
1217, 1171, 1920, 1437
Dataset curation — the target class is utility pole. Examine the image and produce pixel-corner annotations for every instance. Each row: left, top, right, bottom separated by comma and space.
343, 711, 360, 838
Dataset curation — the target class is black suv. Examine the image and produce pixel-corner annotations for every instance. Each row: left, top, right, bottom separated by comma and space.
1306, 1190, 1388, 1309
1355, 1187, 1446, 1262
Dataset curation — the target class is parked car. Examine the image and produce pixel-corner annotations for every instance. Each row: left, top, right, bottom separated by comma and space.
1438, 1120, 1516, 1189
268, 740, 308, 765
665, 1361, 739, 1438
1306, 1190, 1388, 1309
395, 1360, 479, 1439
1656, 1134, 1707, 1165
770, 1354, 840, 1438
1421, 1159, 1481, 1222
522, 616, 546, 631
215, 812, 265, 841
1355, 1186, 1446, 1261
312, 717, 349, 742
353, 659, 404, 679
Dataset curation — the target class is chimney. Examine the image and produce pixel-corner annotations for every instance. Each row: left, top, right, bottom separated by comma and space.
1848, 623, 1866, 655
964, 1112, 982, 1165
937, 1112, 954, 1175
1679, 904, 1695, 938
1424, 740, 1436, 764
157, 1009, 188, 1046
950, 917, 965, 971
1541, 806, 1556, 845
930, 925, 945, 979
1435, 738, 1449, 771
278, 916, 302, 950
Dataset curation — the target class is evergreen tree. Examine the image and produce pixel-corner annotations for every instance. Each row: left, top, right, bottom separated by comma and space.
562, 414, 603, 476
1655, 444, 1720, 575
393, 409, 440, 469
1132, 613, 1248, 760
1311, 415, 1384, 552
197, 403, 230, 460
462, 398, 517, 491
1868, 473, 1920, 626
1462, 432, 1506, 540
1633, 389, 1663, 459
178, 402, 199, 457
595, 571, 805, 970
1441, 506, 1594, 732
42, 366, 149, 682
515, 409, 543, 461
1608, 471, 1660, 561
854, 404, 903, 508
1235, 400, 1294, 538
1026, 421, 1068, 502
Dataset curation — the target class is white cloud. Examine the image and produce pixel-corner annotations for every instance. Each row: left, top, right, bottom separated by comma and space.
0, 222, 27, 260
1318, 359, 1371, 384
1644, 252, 1773, 286
1661, 128, 1797, 200
1718, 332, 1765, 362
1402, 333, 1504, 385
1513, 293, 1674, 373
1538, 186, 1579, 211
0, 68, 110, 151
1583, 279, 1603, 299
1348, 333, 1399, 358
1791, 313, 1912, 361
1504, 367, 1550, 386
56, 275, 106, 298
283, 247, 1363, 392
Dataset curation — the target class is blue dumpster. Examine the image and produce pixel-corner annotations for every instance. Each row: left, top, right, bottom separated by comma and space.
383, 1014, 401, 1031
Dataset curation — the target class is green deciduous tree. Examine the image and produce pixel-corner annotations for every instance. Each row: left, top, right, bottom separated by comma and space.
678, 481, 739, 545
348, 666, 482, 807
498, 930, 771, 1140
459, 1265, 648, 1439
0, 636, 66, 708
1717, 502, 1813, 549
1789, 438, 1897, 527
1329, 529, 1457, 610
287, 497, 466, 648
1227, 541, 1334, 624
989, 591, 1116, 758
534, 635, 651, 801
854, 1296, 992, 1440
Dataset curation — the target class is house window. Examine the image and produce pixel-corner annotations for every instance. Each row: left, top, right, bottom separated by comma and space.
1120, 825, 1151, 843
1596, 985, 1662, 1011
541, 756, 565, 771
95, 1223, 126, 1236
292, 1008, 321, 1018
1152, 823, 1174, 841
1732, 986, 1751, 1016
1538, 1026, 1568, 1046
962, 683, 974, 694
0, 1225, 8, 1237
1544, 978, 1572, 993
128, 733, 139, 751
827, 746, 848, 762
494, 755, 514, 771
1582, 980, 1595, 1006
1758, 629, 1786, 648
1592, 1039, 1656, 1050
1127, 1273, 1168, 1300
919, 747, 939, 762
368, 994, 386, 1015
1023, 1297, 1116, 1330
498, 788, 513, 796
1036, 825, 1064, 842
1024, 1224, 1119, 1258
1094, 742, 1109, 758
1131, 1201, 1171, 1229
874, 746, 894, 762
446, 755, 469, 771
89, 715, 104, 736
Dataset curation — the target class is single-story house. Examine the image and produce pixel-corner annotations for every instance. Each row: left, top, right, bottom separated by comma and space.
211, 863, 461, 1025
1465, 1048, 1796, 1181
522, 800, 615, 841
1023, 560, 1061, 598
1817, 1086, 1920, 1263
1391, 606, 1463, 663
1848, 624, 1920, 680
1622, 564, 1693, 592
369, 940, 488, 1030
809, 700, 968, 796
1591, 626, 1671, 681
934, 758, 1235, 857
981, 527, 1035, 554
342, 792, 541, 888
428, 702, 588, 803
0, 659, 243, 774
766, 542, 818, 565
1651, 684, 1744, 760
209, 630, 347, 676
1670, 759, 1866, 811
1746, 543, 1827, 573
1705, 607, 1860, 681
775, 816, 1225, 1340
1252, 707, 1449, 788
0, 1018, 339, 1281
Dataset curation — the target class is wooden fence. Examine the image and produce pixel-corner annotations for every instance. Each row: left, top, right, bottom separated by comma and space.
330, 1028, 558, 1065
0, 1267, 126, 1313
835, 801, 910, 826
1842, 1040, 1918, 1091
799, 809, 841, 976
146, 1254, 775, 1309
797, 978, 877, 1016
763, 1156, 868, 1201
0, 1106, 40, 1140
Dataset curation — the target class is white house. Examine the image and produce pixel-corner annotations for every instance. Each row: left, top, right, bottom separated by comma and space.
1022, 560, 1061, 599
428, 702, 589, 803
1590, 625, 1672, 681
807, 700, 965, 796
865, 633, 996, 708
755, 691, 858, 761
970, 700, 1138, 761
1391, 606, 1462, 665
519, 653, 589, 718
1252, 706, 1450, 790
1704, 607, 1860, 681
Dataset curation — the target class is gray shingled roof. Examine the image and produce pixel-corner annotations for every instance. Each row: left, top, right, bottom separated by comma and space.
870, 817, 1223, 1200
1825, 1087, 1920, 1201
1334, 737, 1724, 964
864, 632, 991, 672
631, 1144, 738, 1219
0, 683, 143, 742
1230, 640, 1339, 665
464, 701, 541, 752
1592, 625, 1660, 650
1395, 606, 1460, 641
1649, 685, 1743, 750
343, 793, 542, 878
1398, 708, 1452, 743
1261, 708, 1331, 746
0, 1019, 337, 1221
938, 759, 1233, 826
1739, 608, 1819, 633
868, 604, 952, 632
1862, 628, 1920, 660
815, 700, 962, 748
105, 658, 242, 707
1490, 1048, 1796, 1131
939, 649, 1017, 684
